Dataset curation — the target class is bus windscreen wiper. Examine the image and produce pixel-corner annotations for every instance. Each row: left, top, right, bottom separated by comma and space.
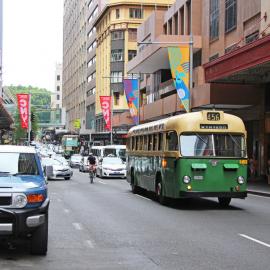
196, 133, 208, 145
228, 134, 241, 149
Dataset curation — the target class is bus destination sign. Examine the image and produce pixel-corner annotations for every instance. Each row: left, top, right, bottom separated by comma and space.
200, 124, 228, 129
207, 112, 220, 121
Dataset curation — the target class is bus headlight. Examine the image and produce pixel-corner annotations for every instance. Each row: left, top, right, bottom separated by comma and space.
183, 176, 191, 184
237, 176, 245, 185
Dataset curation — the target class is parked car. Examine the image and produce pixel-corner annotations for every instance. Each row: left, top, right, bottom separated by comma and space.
42, 158, 73, 180
69, 154, 82, 168
0, 145, 50, 255
79, 156, 89, 172
96, 156, 126, 178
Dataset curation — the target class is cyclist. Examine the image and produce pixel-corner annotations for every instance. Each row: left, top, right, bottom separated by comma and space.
88, 153, 96, 183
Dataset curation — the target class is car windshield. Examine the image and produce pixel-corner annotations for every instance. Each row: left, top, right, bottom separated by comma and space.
102, 157, 124, 165
180, 133, 246, 157
0, 152, 39, 175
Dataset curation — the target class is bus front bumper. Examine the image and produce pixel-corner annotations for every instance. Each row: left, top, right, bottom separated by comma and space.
179, 191, 247, 198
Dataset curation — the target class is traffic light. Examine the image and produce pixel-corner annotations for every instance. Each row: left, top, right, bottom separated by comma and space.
31, 112, 36, 123
30, 130, 35, 141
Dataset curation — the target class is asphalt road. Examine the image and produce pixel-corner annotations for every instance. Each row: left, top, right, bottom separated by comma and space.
0, 169, 270, 270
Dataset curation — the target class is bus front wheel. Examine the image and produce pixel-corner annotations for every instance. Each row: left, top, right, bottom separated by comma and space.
156, 181, 169, 205
218, 197, 231, 207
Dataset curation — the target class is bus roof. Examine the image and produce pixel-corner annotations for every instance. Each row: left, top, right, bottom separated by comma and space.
128, 111, 246, 136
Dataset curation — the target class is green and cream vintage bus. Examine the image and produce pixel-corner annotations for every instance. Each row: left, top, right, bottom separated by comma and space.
126, 110, 248, 206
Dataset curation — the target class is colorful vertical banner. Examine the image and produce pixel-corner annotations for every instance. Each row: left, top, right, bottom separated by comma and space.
100, 96, 112, 131
16, 94, 29, 129
123, 79, 139, 125
168, 46, 190, 112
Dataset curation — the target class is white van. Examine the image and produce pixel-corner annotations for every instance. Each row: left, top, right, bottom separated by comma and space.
103, 145, 126, 161
90, 146, 105, 161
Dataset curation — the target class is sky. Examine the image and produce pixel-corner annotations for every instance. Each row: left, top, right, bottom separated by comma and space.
2, 0, 64, 92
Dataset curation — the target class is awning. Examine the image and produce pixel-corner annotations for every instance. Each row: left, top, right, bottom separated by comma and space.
204, 35, 270, 83
127, 35, 202, 74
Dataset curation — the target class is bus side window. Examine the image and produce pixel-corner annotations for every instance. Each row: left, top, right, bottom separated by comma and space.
158, 133, 163, 151
166, 131, 178, 151
153, 134, 158, 151
148, 135, 153, 151
143, 135, 148, 151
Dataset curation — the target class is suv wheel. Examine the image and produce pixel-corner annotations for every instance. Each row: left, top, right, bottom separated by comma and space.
31, 214, 48, 255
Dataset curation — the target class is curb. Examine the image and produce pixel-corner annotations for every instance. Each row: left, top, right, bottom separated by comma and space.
247, 190, 270, 198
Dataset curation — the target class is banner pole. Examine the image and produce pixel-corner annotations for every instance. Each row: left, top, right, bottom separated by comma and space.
28, 94, 31, 145
110, 90, 113, 145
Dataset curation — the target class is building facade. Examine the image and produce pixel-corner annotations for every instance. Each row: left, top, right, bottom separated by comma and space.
93, 0, 174, 144
63, 0, 89, 133
127, 0, 270, 180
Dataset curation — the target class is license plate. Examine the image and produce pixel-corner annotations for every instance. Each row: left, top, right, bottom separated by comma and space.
194, 176, 203, 180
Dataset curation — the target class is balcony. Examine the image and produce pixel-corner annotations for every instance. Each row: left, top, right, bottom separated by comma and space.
139, 93, 182, 122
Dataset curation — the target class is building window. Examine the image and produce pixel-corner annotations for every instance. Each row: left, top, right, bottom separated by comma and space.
56, 104, 60, 109
57, 95, 60, 100
128, 29, 137, 41
209, 53, 219, 62
116, 8, 120, 19
128, 50, 137, 61
57, 75, 60, 81
111, 49, 123, 62
209, 0, 219, 41
225, 43, 239, 54
114, 92, 120, 105
111, 30, 124, 40
225, 0, 237, 33
57, 86, 60, 91
110, 71, 123, 83
245, 31, 259, 44
129, 8, 143, 19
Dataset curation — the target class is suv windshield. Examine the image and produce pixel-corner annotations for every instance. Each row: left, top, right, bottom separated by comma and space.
180, 133, 246, 158
0, 152, 39, 175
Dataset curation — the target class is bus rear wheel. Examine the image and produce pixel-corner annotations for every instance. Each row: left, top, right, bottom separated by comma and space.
218, 197, 231, 207
131, 171, 139, 194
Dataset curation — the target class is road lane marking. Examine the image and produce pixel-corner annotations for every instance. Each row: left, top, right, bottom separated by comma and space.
98, 180, 107, 184
72, 223, 83, 230
85, 240, 95, 248
57, 198, 62, 202
135, 194, 151, 201
239, 234, 270, 248
64, 209, 70, 214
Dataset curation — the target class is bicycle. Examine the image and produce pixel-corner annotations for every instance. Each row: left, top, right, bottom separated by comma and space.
89, 165, 96, 183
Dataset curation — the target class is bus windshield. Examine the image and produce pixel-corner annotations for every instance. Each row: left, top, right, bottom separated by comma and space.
180, 133, 246, 158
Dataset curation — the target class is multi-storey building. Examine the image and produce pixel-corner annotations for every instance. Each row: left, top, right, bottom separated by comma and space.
51, 63, 66, 127
93, 0, 174, 144
51, 63, 63, 110
0, 0, 2, 92
63, 0, 89, 133
127, 0, 270, 180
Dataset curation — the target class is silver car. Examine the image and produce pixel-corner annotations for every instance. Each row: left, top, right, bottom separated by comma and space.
42, 158, 73, 180
96, 157, 126, 178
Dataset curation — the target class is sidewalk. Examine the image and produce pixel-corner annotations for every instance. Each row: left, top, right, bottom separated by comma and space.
247, 177, 270, 197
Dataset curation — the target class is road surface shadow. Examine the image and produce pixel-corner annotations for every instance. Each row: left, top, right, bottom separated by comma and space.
131, 189, 244, 211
